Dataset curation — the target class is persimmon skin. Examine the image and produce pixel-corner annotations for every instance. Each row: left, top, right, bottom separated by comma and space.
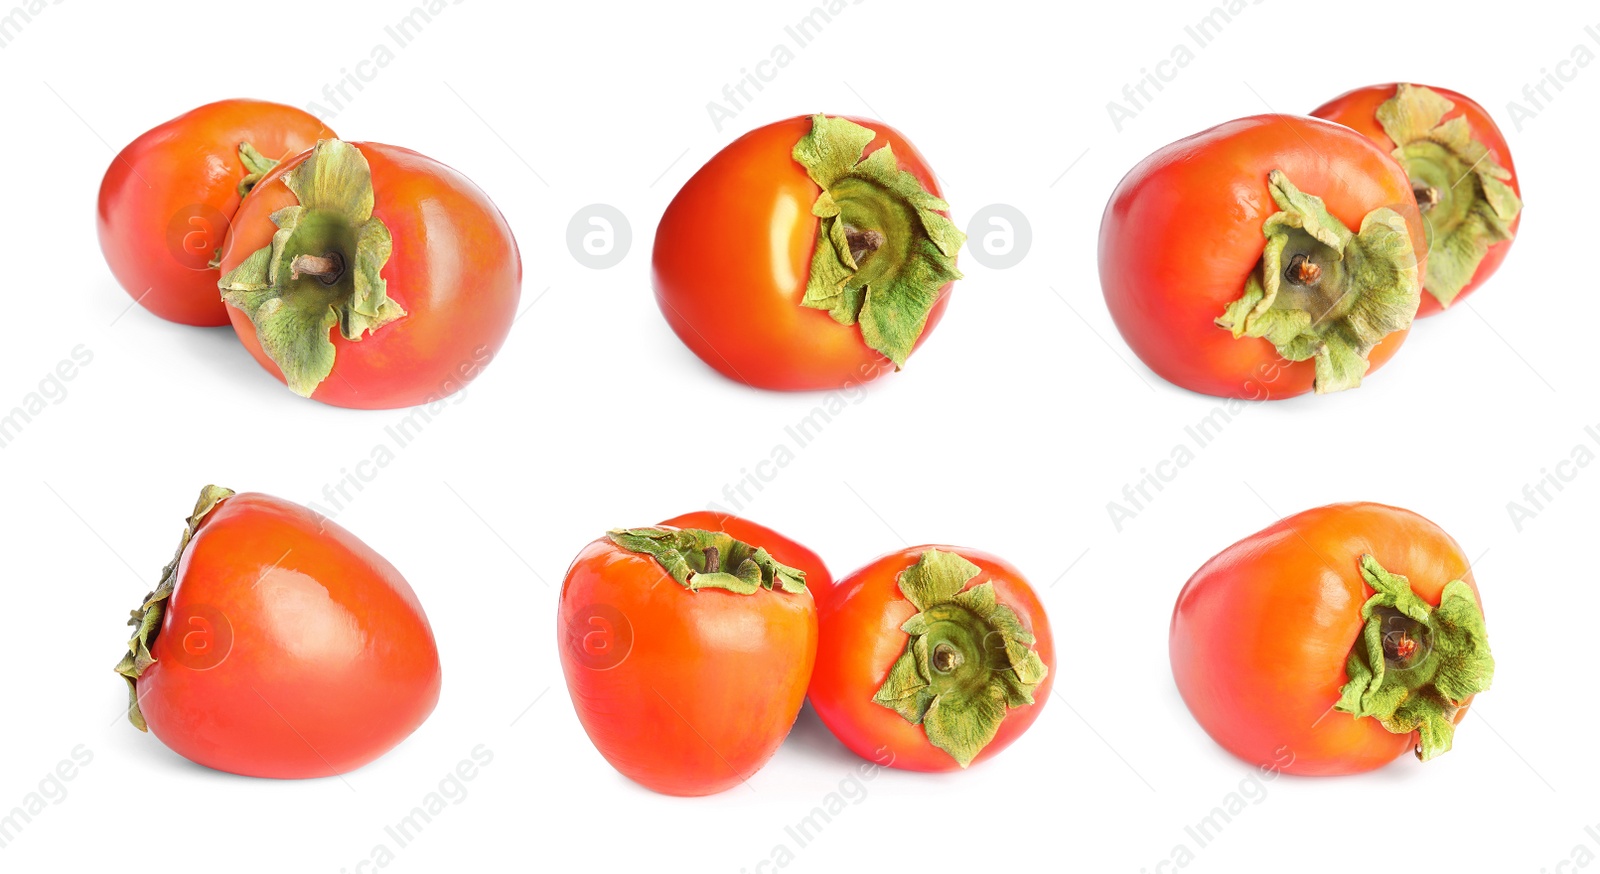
1169, 502, 1480, 776
1099, 115, 1424, 399
652, 115, 954, 391
1311, 84, 1521, 316
97, 100, 334, 326
217, 142, 521, 410
659, 511, 833, 601
807, 546, 1055, 772
557, 532, 818, 796
136, 492, 441, 778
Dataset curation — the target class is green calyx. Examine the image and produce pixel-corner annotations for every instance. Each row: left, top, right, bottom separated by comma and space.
218, 139, 404, 398
1217, 170, 1420, 393
606, 527, 807, 595
206, 144, 284, 270
1376, 84, 1522, 308
872, 550, 1048, 768
792, 115, 965, 368
1335, 555, 1495, 761
236, 142, 279, 198
113, 485, 235, 732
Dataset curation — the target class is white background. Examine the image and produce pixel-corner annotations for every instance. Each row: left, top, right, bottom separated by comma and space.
1, 0, 1594, 871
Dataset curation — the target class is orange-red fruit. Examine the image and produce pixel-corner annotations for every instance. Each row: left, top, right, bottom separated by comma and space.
138, 492, 441, 778
557, 531, 818, 795
1170, 502, 1481, 775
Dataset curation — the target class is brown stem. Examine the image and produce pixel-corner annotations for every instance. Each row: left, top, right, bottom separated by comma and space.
1413, 184, 1441, 212
846, 227, 885, 265
702, 546, 721, 575
1379, 608, 1429, 668
932, 643, 964, 673
290, 252, 345, 285
1285, 253, 1322, 287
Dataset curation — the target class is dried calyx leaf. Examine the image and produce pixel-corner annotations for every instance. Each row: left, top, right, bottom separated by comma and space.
236, 142, 280, 198
1335, 554, 1494, 761
218, 139, 404, 398
1216, 170, 1420, 393
113, 485, 235, 732
1375, 83, 1522, 307
871, 550, 1048, 768
792, 115, 964, 368
607, 527, 807, 595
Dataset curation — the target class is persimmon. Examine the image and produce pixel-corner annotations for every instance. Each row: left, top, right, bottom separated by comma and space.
1170, 502, 1494, 775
